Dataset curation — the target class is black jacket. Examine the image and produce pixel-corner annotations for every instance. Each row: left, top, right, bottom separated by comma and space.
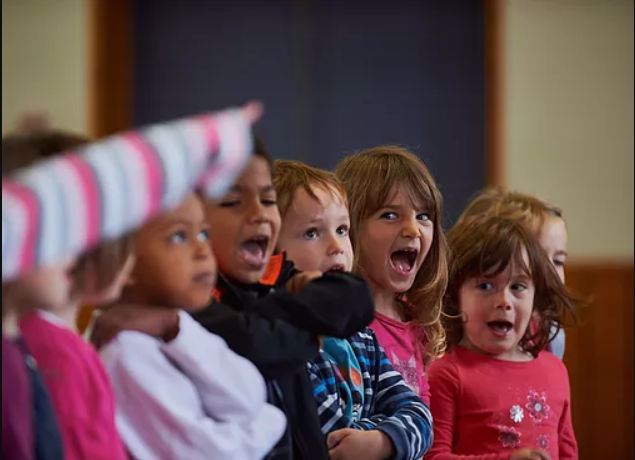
192, 255, 374, 459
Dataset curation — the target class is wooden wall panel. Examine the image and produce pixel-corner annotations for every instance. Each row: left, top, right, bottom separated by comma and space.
88, 0, 133, 138
564, 263, 634, 460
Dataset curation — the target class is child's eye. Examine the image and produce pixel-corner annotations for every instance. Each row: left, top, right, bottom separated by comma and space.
336, 225, 349, 236
380, 211, 398, 221
417, 212, 431, 222
197, 229, 209, 242
553, 258, 566, 268
169, 231, 187, 244
511, 283, 528, 292
303, 228, 319, 240
476, 281, 494, 291
261, 198, 277, 206
219, 200, 240, 208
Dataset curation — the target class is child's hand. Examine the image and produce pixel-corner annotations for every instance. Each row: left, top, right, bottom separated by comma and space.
510, 448, 551, 460
90, 305, 179, 349
327, 428, 393, 460
240, 100, 264, 124
285, 270, 323, 294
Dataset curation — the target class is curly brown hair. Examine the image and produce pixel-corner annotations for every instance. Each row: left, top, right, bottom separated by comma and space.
444, 215, 577, 357
335, 145, 449, 360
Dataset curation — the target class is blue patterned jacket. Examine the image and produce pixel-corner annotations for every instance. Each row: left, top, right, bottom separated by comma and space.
307, 327, 433, 460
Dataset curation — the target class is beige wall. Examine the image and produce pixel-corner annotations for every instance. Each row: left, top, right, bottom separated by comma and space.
502, 0, 634, 261
2, 0, 88, 135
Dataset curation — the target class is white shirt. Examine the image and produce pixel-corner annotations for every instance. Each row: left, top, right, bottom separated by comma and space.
100, 310, 286, 460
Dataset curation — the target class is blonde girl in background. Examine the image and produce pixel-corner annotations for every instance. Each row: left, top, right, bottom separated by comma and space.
455, 188, 570, 359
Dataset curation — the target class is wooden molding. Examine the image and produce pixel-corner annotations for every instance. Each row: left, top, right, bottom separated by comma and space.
88, 0, 133, 138
484, 0, 504, 187
564, 262, 634, 459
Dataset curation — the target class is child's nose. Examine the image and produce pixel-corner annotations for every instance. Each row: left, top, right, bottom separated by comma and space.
248, 200, 270, 223
401, 215, 419, 238
494, 290, 513, 311
326, 234, 344, 255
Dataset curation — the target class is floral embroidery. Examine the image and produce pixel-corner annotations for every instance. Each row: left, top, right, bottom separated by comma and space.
510, 405, 524, 423
390, 351, 420, 395
525, 390, 551, 422
496, 425, 521, 449
537, 434, 549, 450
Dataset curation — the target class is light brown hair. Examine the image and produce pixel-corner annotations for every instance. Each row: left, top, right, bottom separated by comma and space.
335, 145, 449, 359
272, 160, 347, 219
456, 187, 564, 236
444, 215, 577, 356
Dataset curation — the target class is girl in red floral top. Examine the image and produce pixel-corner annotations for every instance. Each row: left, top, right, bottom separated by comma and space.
427, 215, 578, 460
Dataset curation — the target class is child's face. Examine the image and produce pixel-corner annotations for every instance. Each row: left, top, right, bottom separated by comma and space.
277, 185, 353, 273
128, 194, 216, 311
458, 251, 535, 361
205, 156, 281, 284
538, 215, 568, 283
8, 257, 76, 312
356, 184, 433, 294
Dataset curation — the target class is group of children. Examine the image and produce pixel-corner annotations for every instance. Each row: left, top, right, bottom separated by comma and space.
3, 103, 578, 460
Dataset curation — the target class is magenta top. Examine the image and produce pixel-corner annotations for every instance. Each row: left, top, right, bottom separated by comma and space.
370, 312, 430, 404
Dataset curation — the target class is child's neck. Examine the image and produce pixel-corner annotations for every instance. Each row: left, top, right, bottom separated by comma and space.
52, 301, 81, 331
372, 285, 405, 322
2, 308, 20, 338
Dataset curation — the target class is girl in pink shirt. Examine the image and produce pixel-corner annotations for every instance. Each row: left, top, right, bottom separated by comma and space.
427, 215, 578, 459
335, 146, 449, 404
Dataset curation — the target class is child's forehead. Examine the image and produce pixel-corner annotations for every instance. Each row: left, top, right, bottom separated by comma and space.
235, 155, 272, 185
381, 183, 428, 209
144, 196, 205, 230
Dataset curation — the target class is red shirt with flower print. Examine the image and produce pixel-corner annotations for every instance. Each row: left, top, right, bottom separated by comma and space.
426, 346, 577, 460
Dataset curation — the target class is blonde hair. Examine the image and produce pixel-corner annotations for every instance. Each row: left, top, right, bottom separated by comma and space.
457, 188, 564, 236
272, 160, 347, 218
444, 215, 577, 356
335, 145, 448, 359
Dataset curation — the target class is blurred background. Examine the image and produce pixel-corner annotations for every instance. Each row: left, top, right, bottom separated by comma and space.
3, 1, 633, 458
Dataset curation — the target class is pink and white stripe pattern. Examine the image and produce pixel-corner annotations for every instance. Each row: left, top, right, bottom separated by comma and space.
2, 107, 252, 281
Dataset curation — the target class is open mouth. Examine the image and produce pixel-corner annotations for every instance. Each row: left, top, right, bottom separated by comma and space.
487, 320, 514, 337
327, 264, 346, 273
389, 248, 418, 275
239, 235, 270, 268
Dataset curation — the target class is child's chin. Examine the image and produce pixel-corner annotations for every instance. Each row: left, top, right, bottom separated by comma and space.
183, 298, 212, 313
233, 267, 267, 285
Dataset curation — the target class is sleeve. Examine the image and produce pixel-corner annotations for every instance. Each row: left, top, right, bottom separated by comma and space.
426, 357, 504, 460
2, 108, 252, 281
306, 353, 351, 434
253, 271, 375, 338
351, 340, 433, 460
192, 301, 320, 379
557, 370, 578, 459
160, 312, 272, 421
101, 330, 286, 460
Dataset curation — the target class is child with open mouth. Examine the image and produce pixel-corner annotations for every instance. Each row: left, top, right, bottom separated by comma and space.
193, 139, 374, 459
426, 215, 578, 459
273, 159, 433, 460
335, 145, 449, 406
